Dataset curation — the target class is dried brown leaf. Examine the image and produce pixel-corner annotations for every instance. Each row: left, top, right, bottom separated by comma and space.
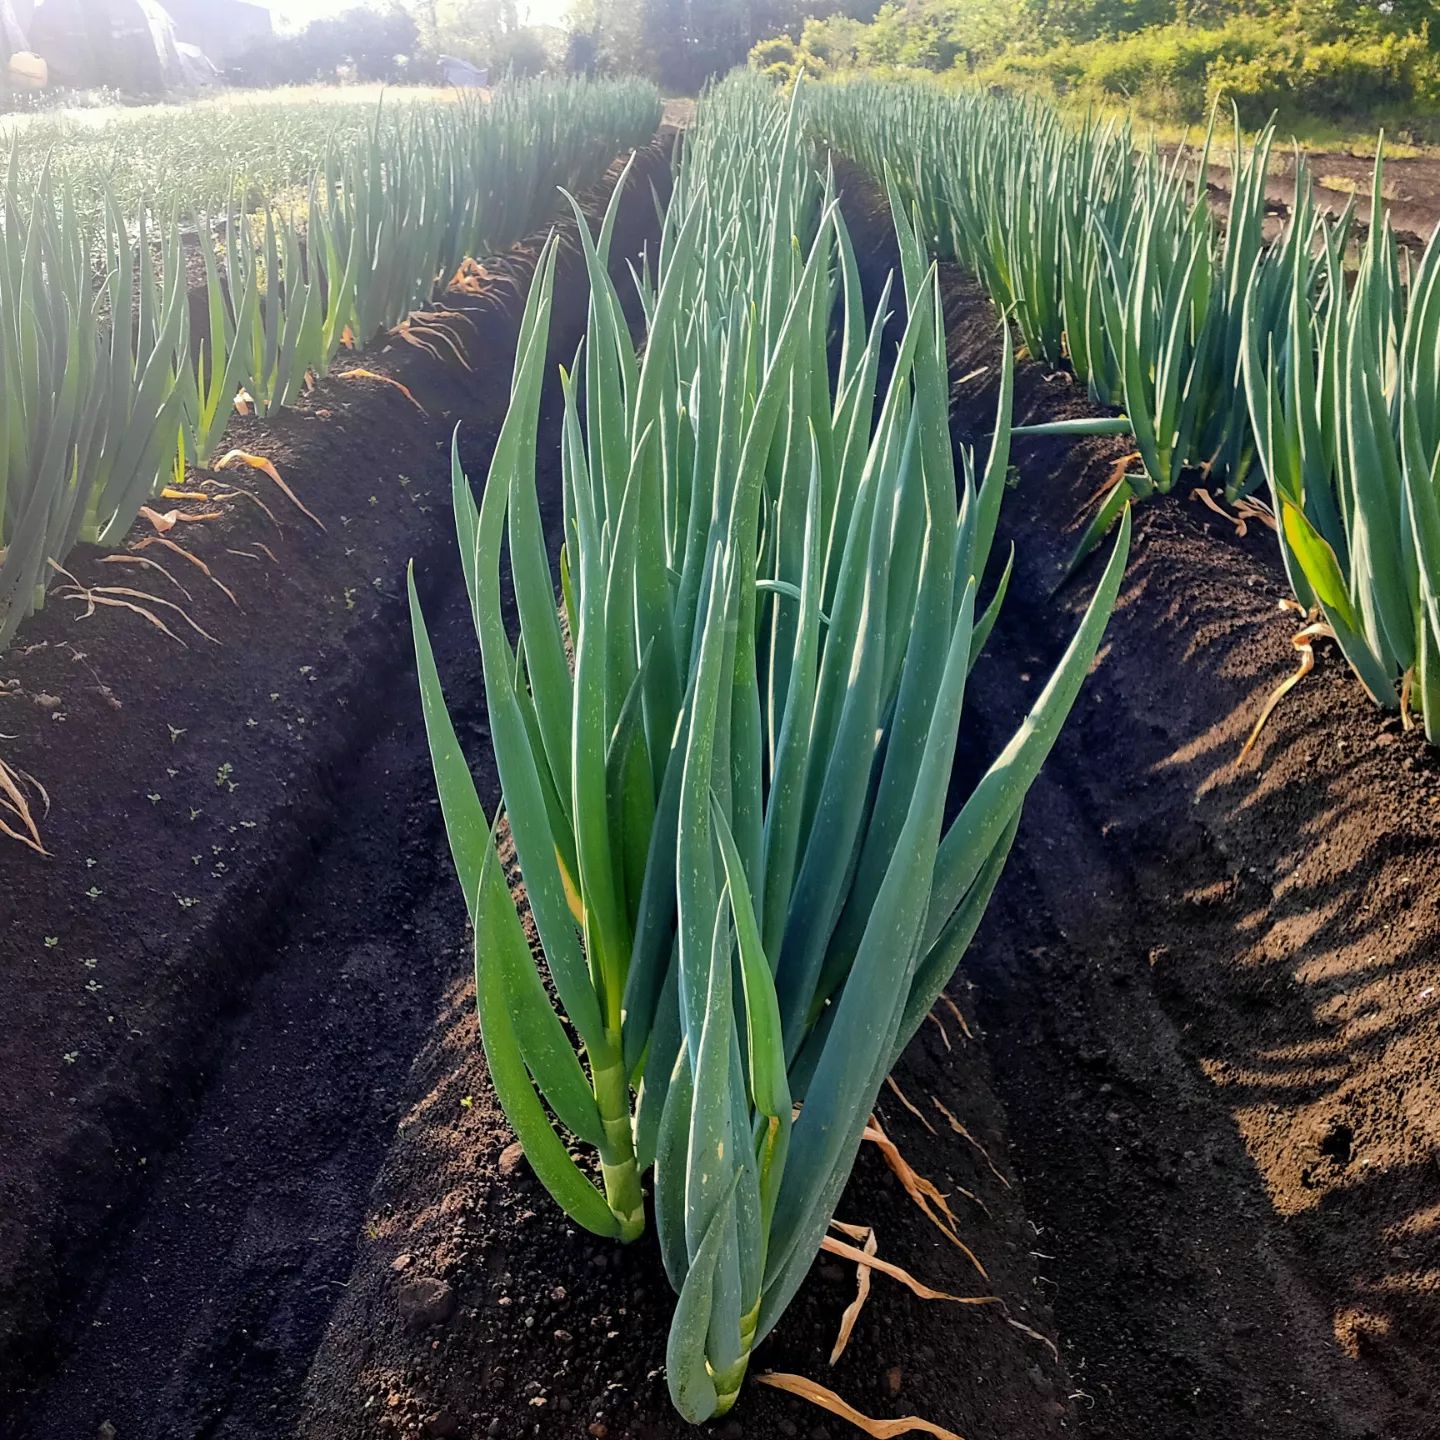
52, 564, 218, 646
820, 1235, 995, 1307
863, 1119, 989, 1280
338, 368, 428, 415
1239, 620, 1332, 762
885, 1076, 937, 1135
756, 1373, 968, 1440
829, 1224, 877, 1364
938, 994, 973, 1041
0, 755, 48, 855
924, 1009, 951, 1050
99, 554, 194, 603
132, 535, 239, 608
138, 505, 224, 534
931, 1098, 1012, 1190
215, 450, 326, 532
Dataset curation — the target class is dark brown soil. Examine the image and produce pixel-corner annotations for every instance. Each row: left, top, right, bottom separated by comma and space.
837, 166, 1440, 1440
294, 943, 1069, 1440
0, 141, 674, 1437
1194, 147, 1440, 250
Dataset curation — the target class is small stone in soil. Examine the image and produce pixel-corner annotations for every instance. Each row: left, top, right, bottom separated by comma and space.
885, 1365, 903, 1396
1027, 1363, 1054, 1396
398, 1276, 457, 1330
499, 1141, 526, 1175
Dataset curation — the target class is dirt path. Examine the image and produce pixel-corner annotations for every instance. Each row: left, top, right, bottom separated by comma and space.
11, 580, 488, 1438
1194, 149, 1440, 249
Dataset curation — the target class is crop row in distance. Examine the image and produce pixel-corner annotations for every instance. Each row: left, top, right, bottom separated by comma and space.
0, 77, 661, 657
0, 84, 476, 224
413, 72, 1128, 1434
807, 78, 1440, 749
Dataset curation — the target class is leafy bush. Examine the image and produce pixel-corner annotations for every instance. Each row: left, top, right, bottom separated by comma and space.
799, 15, 870, 71
746, 33, 830, 87
979, 17, 1440, 126
747, 0, 1440, 130
1207, 28, 1440, 123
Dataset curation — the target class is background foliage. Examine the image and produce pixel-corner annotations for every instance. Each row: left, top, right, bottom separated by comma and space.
9, 0, 1431, 134
750, 0, 1440, 134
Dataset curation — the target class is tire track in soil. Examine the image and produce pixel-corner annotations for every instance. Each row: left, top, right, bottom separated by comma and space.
8, 150, 672, 1440
14, 595, 483, 1439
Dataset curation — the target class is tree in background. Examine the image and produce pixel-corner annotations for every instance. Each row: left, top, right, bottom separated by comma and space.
573, 0, 882, 91
236, 2, 420, 83
241, 0, 884, 94
412, 0, 554, 72
233, 0, 559, 84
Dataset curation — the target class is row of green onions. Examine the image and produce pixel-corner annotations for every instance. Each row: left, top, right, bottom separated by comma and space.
805, 83, 1291, 517
808, 80, 1440, 740
0, 78, 661, 651
1245, 164, 1440, 739
412, 72, 1127, 1422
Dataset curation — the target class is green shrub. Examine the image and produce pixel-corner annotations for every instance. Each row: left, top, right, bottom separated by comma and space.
747, 31, 834, 87
1204, 27, 1438, 122
979, 17, 1440, 127
749, 36, 799, 70
799, 15, 869, 71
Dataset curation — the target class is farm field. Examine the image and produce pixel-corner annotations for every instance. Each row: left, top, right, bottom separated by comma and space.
0, 85, 473, 217
1195, 146, 1440, 249
1, 70, 1438, 1440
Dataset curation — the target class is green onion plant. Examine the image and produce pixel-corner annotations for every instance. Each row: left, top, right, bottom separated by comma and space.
1244, 155, 1440, 736
805, 84, 1307, 526
412, 75, 1128, 1423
